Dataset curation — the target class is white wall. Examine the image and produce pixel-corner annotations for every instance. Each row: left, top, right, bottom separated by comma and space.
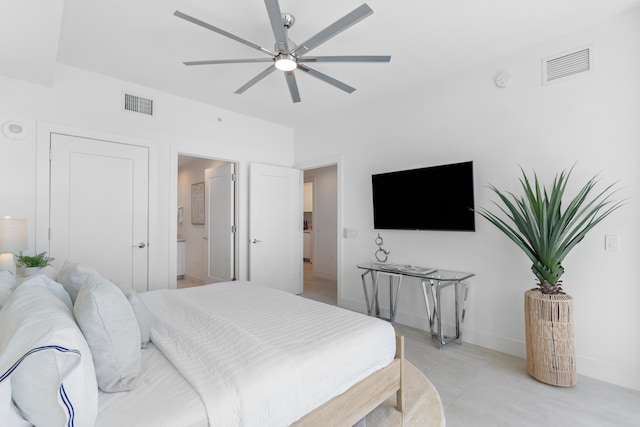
0, 63, 294, 289
294, 10, 640, 390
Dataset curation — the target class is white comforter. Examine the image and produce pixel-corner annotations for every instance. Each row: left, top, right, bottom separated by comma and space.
140, 281, 396, 427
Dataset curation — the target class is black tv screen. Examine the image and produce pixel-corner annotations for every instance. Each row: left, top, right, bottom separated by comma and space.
372, 161, 475, 231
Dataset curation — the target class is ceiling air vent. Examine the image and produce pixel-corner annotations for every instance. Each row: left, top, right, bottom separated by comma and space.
542, 45, 593, 85
123, 93, 154, 116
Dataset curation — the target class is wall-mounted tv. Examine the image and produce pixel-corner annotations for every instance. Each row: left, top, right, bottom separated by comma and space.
372, 161, 475, 231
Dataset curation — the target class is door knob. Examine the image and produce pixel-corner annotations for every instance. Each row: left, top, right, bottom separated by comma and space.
135, 242, 146, 248
250, 239, 262, 244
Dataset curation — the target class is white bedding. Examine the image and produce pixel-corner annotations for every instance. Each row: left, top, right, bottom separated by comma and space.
139, 281, 396, 427
97, 343, 207, 427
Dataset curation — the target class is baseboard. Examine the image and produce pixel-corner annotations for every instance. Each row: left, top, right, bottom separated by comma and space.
339, 296, 368, 315
576, 354, 640, 391
460, 328, 526, 358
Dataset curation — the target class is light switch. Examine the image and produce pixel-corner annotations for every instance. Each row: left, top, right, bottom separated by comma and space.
343, 228, 359, 238
605, 234, 619, 252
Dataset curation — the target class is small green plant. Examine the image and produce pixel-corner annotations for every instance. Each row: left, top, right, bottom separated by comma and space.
475, 167, 624, 295
15, 251, 54, 268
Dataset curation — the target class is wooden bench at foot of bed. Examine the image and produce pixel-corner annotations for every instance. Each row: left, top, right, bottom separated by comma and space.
292, 334, 405, 427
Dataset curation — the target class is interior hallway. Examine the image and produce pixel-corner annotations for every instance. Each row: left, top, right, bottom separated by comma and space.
300, 261, 337, 305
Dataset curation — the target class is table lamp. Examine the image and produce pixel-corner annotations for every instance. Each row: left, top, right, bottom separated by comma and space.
0, 216, 28, 275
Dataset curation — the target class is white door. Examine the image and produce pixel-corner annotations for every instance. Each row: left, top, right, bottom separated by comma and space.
205, 163, 235, 283
249, 163, 302, 294
49, 133, 149, 292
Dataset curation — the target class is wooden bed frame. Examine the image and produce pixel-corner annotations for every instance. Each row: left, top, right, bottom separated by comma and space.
293, 334, 404, 426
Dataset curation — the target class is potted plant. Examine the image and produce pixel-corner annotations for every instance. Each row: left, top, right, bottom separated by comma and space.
16, 251, 54, 276
475, 167, 623, 386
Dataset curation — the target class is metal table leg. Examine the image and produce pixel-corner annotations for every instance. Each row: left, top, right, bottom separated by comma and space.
372, 271, 381, 317
454, 280, 460, 342
361, 270, 373, 316
420, 279, 433, 331
435, 281, 443, 348
459, 281, 470, 339
363, 271, 402, 323
428, 279, 470, 348
388, 273, 402, 324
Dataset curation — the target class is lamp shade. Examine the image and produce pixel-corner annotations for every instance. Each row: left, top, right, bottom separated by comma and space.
0, 217, 27, 253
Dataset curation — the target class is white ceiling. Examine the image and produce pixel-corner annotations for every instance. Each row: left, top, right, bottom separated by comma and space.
4, 0, 640, 126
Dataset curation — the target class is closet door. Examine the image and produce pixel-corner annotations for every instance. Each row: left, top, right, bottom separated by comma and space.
49, 133, 149, 291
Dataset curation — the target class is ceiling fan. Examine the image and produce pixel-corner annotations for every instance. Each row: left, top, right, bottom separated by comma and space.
174, 1, 390, 103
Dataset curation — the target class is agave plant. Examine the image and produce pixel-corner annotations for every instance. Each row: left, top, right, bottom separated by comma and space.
475, 167, 624, 295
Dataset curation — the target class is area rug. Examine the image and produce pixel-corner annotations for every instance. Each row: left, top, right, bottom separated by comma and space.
360, 361, 445, 427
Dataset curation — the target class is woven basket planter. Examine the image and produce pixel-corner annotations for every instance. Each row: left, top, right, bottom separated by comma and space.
524, 288, 576, 387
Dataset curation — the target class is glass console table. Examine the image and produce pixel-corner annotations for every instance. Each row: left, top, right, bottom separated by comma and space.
357, 262, 474, 348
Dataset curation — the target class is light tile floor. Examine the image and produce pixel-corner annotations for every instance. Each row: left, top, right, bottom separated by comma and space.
177, 277, 204, 289
394, 324, 640, 427
300, 267, 640, 426
300, 262, 337, 305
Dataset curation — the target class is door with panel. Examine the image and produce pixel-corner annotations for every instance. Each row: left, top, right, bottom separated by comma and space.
249, 163, 302, 294
205, 163, 236, 283
49, 133, 149, 292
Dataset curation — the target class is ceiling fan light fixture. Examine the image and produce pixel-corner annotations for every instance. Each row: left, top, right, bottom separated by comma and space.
275, 54, 297, 71
175, 2, 389, 102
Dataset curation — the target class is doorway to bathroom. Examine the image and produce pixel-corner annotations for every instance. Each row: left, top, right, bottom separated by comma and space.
177, 155, 238, 288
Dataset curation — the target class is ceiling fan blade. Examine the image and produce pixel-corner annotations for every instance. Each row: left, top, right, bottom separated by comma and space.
184, 58, 274, 66
298, 55, 391, 63
235, 65, 277, 94
291, 4, 373, 57
297, 64, 355, 93
284, 71, 301, 103
264, 0, 289, 53
174, 10, 275, 56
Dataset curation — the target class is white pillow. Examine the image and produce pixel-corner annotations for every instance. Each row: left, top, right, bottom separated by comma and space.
20, 275, 73, 312
0, 280, 98, 427
40, 265, 59, 280
74, 274, 141, 392
57, 260, 99, 303
0, 271, 16, 309
0, 380, 30, 427
0, 270, 17, 289
124, 289, 152, 348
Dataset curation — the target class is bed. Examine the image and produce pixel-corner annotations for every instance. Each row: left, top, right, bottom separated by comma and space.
0, 264, 404, 427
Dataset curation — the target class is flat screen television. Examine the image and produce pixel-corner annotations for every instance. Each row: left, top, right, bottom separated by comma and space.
372, 161, 475, 231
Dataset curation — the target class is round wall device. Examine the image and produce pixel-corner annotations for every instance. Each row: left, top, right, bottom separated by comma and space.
2, 121, 27, 140
495, 72, 513, 88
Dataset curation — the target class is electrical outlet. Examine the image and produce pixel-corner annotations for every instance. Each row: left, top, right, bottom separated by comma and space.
605, 234, 619, 252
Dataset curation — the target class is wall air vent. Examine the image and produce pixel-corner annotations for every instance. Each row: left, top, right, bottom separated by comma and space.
123, 93, 154, 116
542, 45, 593, 85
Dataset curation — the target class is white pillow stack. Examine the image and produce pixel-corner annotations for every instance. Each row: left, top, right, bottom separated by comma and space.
57, 260, 100, 303
57, 261, 151, 350
73, 274, 142, 392
0, 259, 150, 424
0, 279, 99, 426
124, 288, 153, 348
